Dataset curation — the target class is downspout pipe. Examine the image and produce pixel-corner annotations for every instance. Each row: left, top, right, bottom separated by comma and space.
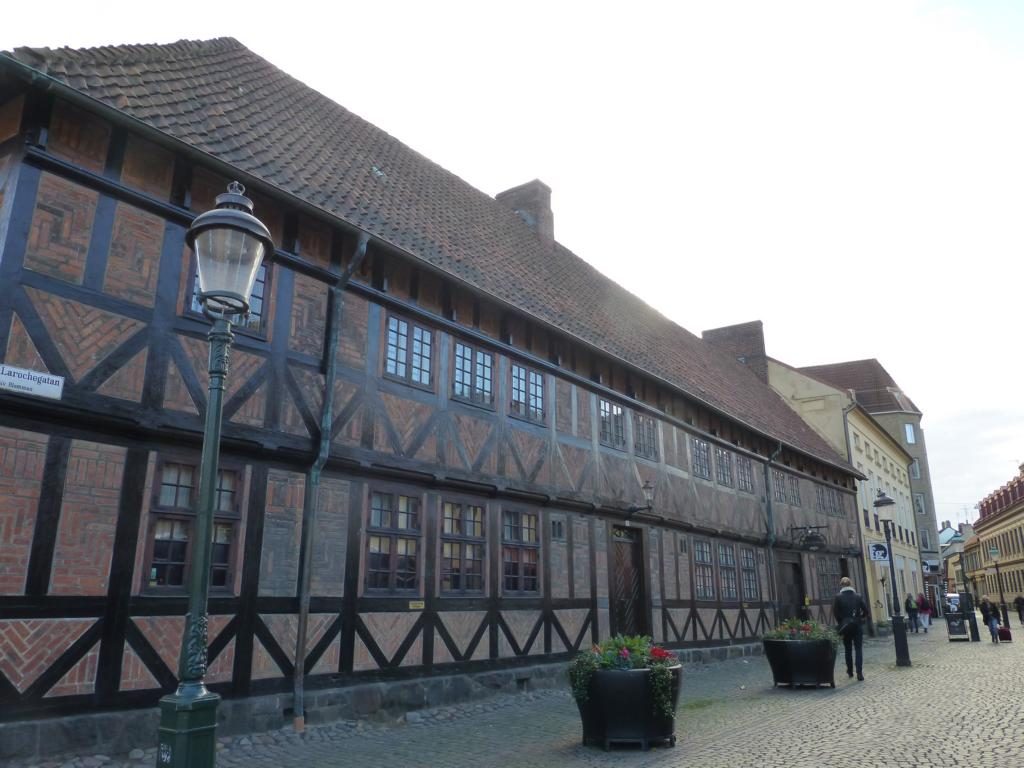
293, 235, 369, 732
763, 442, 783, 623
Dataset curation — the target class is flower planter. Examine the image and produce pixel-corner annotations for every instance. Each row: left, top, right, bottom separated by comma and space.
763, 638, 836, 688
576, 665, 682, 750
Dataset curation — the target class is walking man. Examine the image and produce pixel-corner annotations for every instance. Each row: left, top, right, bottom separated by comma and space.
1013, 595, 1024, 627
905, 593, 920, 633
834, 577, 869, 681
980, 596, 1001, 643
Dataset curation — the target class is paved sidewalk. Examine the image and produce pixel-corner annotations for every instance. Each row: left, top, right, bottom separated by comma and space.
20, 618, 1024, 768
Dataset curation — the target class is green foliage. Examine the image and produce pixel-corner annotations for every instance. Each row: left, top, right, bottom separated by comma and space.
763, 618, 839, 649
567, 635, 679, 719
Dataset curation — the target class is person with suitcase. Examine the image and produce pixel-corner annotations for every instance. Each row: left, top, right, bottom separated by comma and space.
980, 596, 1001, 643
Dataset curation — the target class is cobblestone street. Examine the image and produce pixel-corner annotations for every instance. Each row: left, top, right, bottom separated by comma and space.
20, 619, 1024, 768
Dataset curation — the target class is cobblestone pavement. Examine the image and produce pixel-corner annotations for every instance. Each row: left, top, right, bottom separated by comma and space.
19, 617, 1024, 768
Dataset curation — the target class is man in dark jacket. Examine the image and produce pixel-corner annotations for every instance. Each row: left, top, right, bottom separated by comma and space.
833, 577, 869, 681
1013, 595, 1024, 627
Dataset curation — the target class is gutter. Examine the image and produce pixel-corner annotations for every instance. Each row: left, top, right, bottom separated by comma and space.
292, 234, 369, 732
841, 397, 875, 634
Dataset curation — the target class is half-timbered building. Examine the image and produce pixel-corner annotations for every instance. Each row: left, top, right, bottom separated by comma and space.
0, 39, 862, 753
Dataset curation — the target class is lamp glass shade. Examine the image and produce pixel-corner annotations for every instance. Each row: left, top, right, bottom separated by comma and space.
194, 226, 266, 311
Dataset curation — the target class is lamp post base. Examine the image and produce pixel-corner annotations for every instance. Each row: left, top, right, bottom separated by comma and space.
157, 685, 220, 768
891, 615, 912, 667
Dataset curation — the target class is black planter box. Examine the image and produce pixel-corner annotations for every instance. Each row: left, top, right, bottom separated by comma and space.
576, 665, 682, 750
763, 639, 836, 688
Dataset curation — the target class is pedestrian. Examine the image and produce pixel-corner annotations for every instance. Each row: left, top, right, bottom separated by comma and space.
979, 596, 1001, 643
1014, 595, 1024, 627
916, 592, 930, 633
833, 576, 869, 681
905, 593, 919, 633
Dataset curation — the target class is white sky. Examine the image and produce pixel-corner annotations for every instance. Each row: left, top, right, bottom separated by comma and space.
4, 0, 1022, 528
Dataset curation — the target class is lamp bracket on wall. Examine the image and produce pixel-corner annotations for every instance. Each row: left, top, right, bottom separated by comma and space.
789, 525, 828, 552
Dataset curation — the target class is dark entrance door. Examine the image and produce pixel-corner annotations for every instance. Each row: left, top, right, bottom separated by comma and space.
610, 526, 646, 637
778, 560, 805, 621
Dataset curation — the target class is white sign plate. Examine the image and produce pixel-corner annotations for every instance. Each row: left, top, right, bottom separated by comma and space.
869, 543, 890, 562
0, 365, 64, 400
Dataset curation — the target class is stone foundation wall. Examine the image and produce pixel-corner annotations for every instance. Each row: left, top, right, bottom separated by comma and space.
0, 642, 763, 762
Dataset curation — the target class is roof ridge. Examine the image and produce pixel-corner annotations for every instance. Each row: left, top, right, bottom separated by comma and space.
7, 37, 244, 66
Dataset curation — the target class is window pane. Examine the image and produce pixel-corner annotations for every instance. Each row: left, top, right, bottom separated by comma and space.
411, 326, 432, 385
454, 343, 472, 398
370, 492, 392, 528
475, 351, 493, 403
386, 317, 408, 378
397, 495, 418, 530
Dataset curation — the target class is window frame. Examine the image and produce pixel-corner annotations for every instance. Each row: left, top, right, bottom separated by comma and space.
143, 457, 242, 595
904, 423, 916, 444
714, 448, 733, 487
383, 313, 435, 390
773, 469, 788, 503
788, 476, 801, 507
694, 538, 715, 601
740, 547, 760, 601
736, 455, 754, 493
365, 489, 423, 594
439, 498, 486, 595
451, 340, 495, 409
509, 363, 546, 424
718, 542, 739, 601
691, 438, 711, 480
633, 413, 659, 460
599, 398, 627, 450
188, 256, 272, 338
502, 508, 541, 596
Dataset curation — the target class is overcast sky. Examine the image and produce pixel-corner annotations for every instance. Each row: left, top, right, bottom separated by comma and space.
4, 1, 1022, 528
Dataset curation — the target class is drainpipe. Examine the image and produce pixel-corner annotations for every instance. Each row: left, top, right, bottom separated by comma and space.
841, 399, 875, 635
293, 235, 369, 733
763, 442, 783, 622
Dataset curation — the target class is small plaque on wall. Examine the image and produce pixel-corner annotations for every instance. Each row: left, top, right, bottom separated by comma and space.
408, 600, 425, 610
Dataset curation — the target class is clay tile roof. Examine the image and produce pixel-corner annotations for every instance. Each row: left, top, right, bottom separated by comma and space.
1, 38, 852, 472
798, 359, 920, 415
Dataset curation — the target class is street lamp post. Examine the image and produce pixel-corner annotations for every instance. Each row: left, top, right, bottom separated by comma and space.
157, 183, 274, 768
989, 546, 1011, 628
874, 491, 911, 667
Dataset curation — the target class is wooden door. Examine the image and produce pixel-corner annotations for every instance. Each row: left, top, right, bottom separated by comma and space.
779, 561, 804, 621
610, 526, 646, 637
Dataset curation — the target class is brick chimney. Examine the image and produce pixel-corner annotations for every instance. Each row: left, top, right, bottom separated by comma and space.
702, 321, 768, 384
496, 179, 554, 247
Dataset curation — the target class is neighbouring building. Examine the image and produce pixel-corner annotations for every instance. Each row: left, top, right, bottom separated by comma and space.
966, 467, 1024, 609
939, 521, 974, 594
0, 40, 861, 756
702, 322, 919, 631
797, 359, 942, 602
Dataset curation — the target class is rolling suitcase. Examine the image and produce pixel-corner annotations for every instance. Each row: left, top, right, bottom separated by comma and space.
998, 626, 1012, 642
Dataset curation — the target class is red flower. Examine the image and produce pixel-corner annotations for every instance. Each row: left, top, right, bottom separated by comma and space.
650, 646, 676, 661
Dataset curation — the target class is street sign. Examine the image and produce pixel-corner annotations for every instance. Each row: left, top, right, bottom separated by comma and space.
0, 364, 63, 400
869, 543, 890, 562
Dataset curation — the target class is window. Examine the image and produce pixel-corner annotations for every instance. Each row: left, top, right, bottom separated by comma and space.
366, 491, 421, 591
788, 476, 801, 507
440, 501, 485, 594
147, 461, 239, 590
736, 456, 754, 493
694, 540, 715, 600
599, 399, 626, 449
818, 557, 840, 597
191, 263, 269, 333
740, 547, 759, 600
914, 493, 927, 516
692, 438, 711, 480
853, 434, 861, 451
715, 448, 733, 487
503, 510, 539, 594
452, 342, 493, 406
385, 315, 433, 387
773, 470, 787, 503
719, 543, 738, 600
863, 508, 871, 528
510, 364, 544, 422
551, 518, 565, 541
905, 423, 916, 444
634, 413, 658, 459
